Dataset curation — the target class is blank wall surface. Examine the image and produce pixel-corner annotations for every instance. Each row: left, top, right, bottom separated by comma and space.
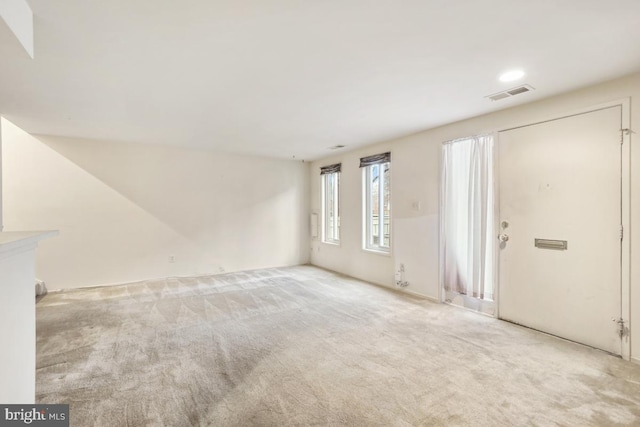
1, 120, 310, 288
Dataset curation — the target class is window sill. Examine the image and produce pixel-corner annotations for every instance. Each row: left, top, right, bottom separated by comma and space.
321, 240, 341, 247
362, 247, 391, 257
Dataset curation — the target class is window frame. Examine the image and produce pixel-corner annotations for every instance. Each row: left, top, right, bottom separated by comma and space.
321, 170, 340, 245
362, 161, 391, 254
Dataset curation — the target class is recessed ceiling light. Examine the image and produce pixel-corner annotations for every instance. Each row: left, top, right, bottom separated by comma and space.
499, 70, 525, 82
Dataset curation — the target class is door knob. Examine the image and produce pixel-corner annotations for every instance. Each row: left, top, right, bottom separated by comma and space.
498, 233, 509, 242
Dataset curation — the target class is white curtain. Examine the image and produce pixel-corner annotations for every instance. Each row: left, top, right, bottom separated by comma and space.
441, 135, 495, 301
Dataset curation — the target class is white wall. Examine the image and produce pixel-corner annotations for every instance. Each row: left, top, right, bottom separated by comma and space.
310, 72, 640, 359
0, 239, 37, 403
2, 120, 310, 288
310, 141, 440, 297
310, 141, 439, 298
0, 118, 3, 230
0, 0, 34, 58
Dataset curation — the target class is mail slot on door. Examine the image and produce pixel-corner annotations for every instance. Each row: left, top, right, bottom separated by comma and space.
534, 238, 568, 250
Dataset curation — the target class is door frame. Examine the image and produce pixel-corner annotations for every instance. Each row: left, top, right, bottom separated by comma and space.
495, 98, 631, 360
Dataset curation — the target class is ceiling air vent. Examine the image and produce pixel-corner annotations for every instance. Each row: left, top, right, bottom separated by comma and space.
486, 84, 535, 101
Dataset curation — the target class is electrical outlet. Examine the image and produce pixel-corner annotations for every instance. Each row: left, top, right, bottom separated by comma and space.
168, 255, 175, 263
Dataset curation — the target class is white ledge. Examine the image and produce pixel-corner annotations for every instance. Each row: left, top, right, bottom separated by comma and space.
0, 230, 57, 404
0, 230, 58, 257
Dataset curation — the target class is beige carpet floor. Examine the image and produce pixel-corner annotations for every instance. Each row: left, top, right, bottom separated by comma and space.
36, 265, 640, 426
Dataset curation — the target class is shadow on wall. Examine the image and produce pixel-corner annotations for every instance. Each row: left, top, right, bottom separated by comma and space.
2, 122, 309, 287
36, 135, 304, 244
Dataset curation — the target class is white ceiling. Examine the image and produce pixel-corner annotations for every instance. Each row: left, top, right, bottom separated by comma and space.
1, 0, 639, 161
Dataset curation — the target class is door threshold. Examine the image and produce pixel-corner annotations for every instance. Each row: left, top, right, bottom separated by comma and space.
500, 318, 622, 359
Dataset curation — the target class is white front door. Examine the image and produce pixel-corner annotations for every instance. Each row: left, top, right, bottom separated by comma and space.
498, 106, 622, 355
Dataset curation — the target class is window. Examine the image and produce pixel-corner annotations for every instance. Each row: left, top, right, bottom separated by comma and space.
321, 163, 341, 244
441, 135, 494, 302
361, 152, 391, 252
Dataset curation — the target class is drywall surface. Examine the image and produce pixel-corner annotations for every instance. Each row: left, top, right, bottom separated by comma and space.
0, 0, 33, 58
0, 242, 36, 403
310, 72, 640, 358
2, 121, 310, 288
0, 118, 3, 231
310, 140, 440, 296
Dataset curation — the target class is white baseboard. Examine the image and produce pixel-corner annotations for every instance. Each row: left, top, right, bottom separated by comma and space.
399, 287, 439, 303
631, 356, 640, 365
44, 270, 235, 292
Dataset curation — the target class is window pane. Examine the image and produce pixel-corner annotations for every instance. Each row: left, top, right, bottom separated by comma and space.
322, 172, 340, 243
382, 163, 390, 247
363, 162, 390, 252
334, 173, 340, 241
371, 164, 379, 246
327, 174, 334, 240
